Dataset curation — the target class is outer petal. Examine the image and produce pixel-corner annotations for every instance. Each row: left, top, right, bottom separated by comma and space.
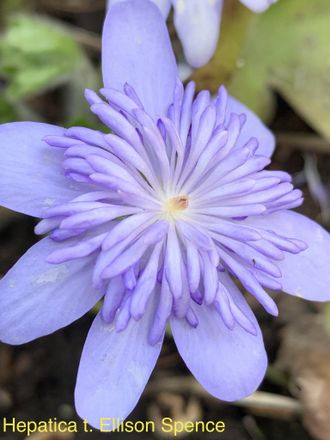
0, 238, 102, 345
244, 211, 330, 301
151, 0, 172, 16
0, 122, 85, 217
102, 0, 177, 118
75, 299, 162, 429
171, 273, 267, 401
240, 0, 277, 13
173, 0, 223, 68
227, 96, 275, 157
107, 0, 171, 17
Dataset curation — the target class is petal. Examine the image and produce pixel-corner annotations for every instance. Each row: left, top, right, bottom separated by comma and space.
173, 0, 223, 68
75, 298, 162, 429
244, 211, 330, 301
107, 0, 171, 17
151, 0, 172, 16
171, 273, 267, 401
240, 0, 277, 13
227, 96, 275, 157
0, 238, 102, 345
102, 0, 177, 118
0, 122, 85, 217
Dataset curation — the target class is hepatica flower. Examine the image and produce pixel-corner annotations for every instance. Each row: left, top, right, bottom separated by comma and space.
1, 0, 330, 430
108, 0, 278, 67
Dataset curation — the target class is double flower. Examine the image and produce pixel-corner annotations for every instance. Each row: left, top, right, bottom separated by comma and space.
0, 0, 328, 430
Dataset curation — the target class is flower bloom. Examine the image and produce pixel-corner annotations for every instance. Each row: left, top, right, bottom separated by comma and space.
0, 0, 330, 430
108, 0, 278, 67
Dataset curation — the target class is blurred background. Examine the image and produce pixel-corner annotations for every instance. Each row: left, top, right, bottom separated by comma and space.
0, 0, 330, 439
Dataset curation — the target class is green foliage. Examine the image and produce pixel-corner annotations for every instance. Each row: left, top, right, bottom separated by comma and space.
0, 14, 83, 99
230, 0, 330, 140
190, 2, 252, 93
193, 0, 330, 141
0, 0, 24, 15
0, 97, 18, 123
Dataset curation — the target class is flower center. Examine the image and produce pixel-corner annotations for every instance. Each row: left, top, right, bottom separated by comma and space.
163, 195, 189, 219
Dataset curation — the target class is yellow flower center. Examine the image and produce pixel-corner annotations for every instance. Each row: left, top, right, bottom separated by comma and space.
163, 195, 189, 220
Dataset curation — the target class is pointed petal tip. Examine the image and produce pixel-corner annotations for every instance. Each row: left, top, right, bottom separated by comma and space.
265, 299, 279, 317
245, 211, 330, 302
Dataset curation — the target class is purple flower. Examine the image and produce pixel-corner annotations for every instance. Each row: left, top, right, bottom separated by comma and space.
108, 0, 278, 67
0, 0, 329, 430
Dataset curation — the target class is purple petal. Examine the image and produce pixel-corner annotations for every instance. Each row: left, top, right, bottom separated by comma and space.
245, 211, 330, 301
149, 280, 173, 344
173, 0, 223, 68
227, 96, 275, 157
171, 273, 267, 401
0, 238, 102, 345
151, 0, 171, 16
108, 0, 171, 17
240, 0, 277, 13
102, 0, 177, 117
75, 298, 162, 429
0, 122, 86, 217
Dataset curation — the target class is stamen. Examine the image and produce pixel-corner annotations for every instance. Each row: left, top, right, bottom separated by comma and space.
166, 195, 189, 212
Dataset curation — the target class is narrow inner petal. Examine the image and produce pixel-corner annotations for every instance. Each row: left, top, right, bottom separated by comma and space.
35, 81, 306, 345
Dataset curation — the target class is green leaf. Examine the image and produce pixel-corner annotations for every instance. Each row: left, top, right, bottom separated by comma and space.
191, 0, 330, 142
0, 14, 97, 101
190, 2, 253, 93
229, 0, 330, 139
0, 97, 17, 123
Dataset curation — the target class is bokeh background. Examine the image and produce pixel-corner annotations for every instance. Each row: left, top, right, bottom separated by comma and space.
1, 0, 330, 439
